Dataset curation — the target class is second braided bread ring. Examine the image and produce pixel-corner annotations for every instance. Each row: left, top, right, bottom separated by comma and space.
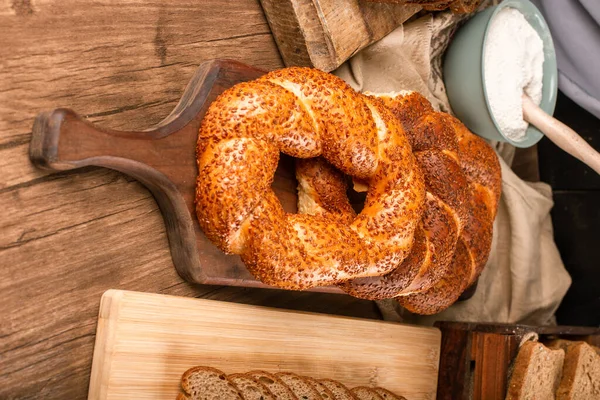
297, 92, 502, 314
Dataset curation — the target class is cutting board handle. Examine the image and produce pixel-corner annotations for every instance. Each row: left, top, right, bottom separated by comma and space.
29, 58, 231, 172
30, 107, 203, 281
27, 59, 273, 286
28, 60, 250, 283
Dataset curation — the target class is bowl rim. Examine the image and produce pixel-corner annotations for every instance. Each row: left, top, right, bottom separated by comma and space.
480, 0, 558, 148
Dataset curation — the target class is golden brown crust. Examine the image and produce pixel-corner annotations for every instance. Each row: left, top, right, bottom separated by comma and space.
261, 68, 379, 180
379, 91, 434, 130
298, 91, 501, 312
196, 68, 500, 310
397, 239, 472, 314
338, 93, 469, 301
451, 116, 502, 284
197, 67, 425, 290
196, 138, 279, 253
296, 157, 356, 225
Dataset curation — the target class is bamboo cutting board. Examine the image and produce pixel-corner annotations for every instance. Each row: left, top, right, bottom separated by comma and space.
88, 290, 441, 400
259, 0, 421, 71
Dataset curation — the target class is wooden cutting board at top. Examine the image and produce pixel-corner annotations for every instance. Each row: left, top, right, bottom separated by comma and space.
88, 290, 441, 400
259, 0, 421, 71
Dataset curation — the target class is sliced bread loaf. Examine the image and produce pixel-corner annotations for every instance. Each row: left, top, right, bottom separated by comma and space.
506, 341, 565, 400
303, 377, 336, 399
352, 387, 384, 400
228, 373, 276, 400
373, 387, 406, 400
247, 370, 298, 400
319, 379, 358, 400
276, 372, 323, 399
179, 366, 244, 400
555, 341, 600, 400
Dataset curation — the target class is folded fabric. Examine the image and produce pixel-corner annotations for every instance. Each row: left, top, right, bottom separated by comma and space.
334, 9, 571, 325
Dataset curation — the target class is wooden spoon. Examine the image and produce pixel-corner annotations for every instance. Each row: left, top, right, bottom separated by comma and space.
522, 94, 600, 175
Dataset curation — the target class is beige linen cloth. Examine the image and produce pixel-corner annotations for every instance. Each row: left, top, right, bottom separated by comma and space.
334, 11, 571, 326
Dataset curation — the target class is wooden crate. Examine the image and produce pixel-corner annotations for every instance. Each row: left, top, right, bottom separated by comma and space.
259, 0, 421, 71
435, 321, 600, 400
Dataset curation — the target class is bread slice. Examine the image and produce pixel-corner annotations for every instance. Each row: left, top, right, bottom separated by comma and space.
228, 373, 276, 400
247, 370, 299, 400
179, 366, 243, 400
303, 377, 336, 399
547, 339, 577, 352
506, 341, 565, 400
373, 387, 406, 400
319, 379, 358, 400
555, 342, 600, 400
352, 387, 384, 400
276, 372, 323, 399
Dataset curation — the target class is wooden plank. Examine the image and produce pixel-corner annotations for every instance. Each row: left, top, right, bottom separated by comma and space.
0, 1, 383, 399
435, 326, 471, 400
259, 0, 420, 71
0, 0, 283, 188
88, 290, 441, 400
471, 333, 513, 400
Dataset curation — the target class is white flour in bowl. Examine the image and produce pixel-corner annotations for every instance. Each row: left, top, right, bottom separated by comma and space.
484, 8, 544, 142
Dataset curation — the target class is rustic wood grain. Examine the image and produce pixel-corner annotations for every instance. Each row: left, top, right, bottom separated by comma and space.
28, 59, 346, 293
89, 290, 441, 400
259, 0, 420, 71
0, 2, 382, 399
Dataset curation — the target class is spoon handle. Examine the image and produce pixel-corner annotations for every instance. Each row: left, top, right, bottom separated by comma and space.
522, 94, 600, 175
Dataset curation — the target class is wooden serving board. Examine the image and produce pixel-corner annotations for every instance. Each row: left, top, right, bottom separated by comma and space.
259, 0, 421, 71
88, 290, 441, 400
29, 59, 344, 293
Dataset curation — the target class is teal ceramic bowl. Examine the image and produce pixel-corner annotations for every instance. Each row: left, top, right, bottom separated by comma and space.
443, 0, 557, 148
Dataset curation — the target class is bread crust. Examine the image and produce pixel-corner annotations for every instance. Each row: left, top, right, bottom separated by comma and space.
276, 372, 323, 399
319, 379, 359, 400
374, 387, 407, 400
228, 373, 276, 400
247, 370, 298, 400
305, 92, 500, 314
352, 386, 384, 400
555, 342, 600, 400
180, 366, 244, 400
506, 342, 565, 400
196, 67, 425, 290
195, 68, 500, 314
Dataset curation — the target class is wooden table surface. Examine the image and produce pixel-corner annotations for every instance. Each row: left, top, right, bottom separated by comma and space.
0, 2, 382, 399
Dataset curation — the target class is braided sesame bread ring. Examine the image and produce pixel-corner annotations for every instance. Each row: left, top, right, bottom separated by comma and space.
297, 92, 501, 313
195, 67, 425, 290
